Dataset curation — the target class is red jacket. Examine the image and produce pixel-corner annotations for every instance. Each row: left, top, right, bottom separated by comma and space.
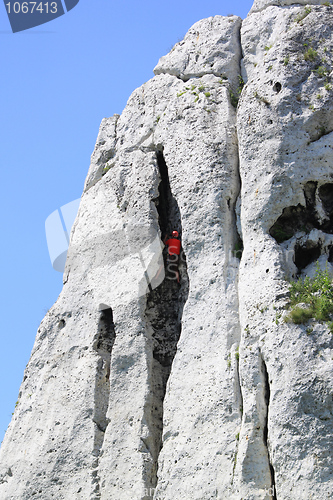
165, 238, 181, 256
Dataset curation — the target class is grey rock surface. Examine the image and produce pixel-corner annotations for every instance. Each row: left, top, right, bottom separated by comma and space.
250, 0, 326, 14
84, 115, 119, 191
154, 15, 242, 90
1, 3, 333, 500
236, 4, 333, 498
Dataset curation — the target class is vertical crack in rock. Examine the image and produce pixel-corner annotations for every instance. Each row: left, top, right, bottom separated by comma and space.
261, 355, 277, 500
235, 346, 244, 417
224, 152, 243, 281
231, 158, 243, 264
232, 348, 244, 485
143, 148, 189, 495
231, 137, 244, 484
154, 150, 182, 235
231, 185, 244, 445
91, 307, 116, 499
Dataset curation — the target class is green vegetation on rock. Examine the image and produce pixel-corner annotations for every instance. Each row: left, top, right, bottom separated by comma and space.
286, 263, 333, 331
229, 75, 245, 108
102, 164, 111, 176
295, 7, 312, 24
304, 46, 318, 62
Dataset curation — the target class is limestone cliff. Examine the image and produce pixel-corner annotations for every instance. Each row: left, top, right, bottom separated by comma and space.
1, 2, 333, 499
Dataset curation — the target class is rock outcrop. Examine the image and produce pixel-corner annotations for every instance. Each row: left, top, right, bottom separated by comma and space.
1, 2, 333, 499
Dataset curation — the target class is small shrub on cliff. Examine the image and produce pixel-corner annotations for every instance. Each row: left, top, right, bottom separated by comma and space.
238, 75, 245, 92
229, 76, 245, 108
230, 90, 239, 108
235, 347, 239, 361
314, 66, 328, 78
296, 7, 312, 24
102, 164, 111, 176
304, 47, 318, 62
286, 263, 333, 325
289, 306, 313, 324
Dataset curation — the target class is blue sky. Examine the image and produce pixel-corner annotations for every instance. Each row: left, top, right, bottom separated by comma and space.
0, 0, 253, 443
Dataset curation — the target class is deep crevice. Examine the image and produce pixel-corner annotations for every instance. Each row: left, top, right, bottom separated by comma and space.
91, 307, 116, 499
261, 356, 277, 500
143, 148, 189, 495
154, 151, 182, 240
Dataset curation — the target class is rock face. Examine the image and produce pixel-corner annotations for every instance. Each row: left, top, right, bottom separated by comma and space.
1, 3, 333, 499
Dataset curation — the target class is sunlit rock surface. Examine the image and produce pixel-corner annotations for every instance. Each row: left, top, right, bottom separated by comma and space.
1, 4, 333, 500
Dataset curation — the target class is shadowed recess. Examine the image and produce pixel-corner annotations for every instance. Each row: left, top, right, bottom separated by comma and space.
294, 241, 322, 271
261, 356, 277, 500
142, 149, 189, 495
91, 307, 116, 499
270, 183, 333, 243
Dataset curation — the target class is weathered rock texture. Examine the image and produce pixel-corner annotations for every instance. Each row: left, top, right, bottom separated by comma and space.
1, 2, 333, 499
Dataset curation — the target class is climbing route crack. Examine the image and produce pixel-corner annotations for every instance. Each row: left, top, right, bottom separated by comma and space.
143, 149, 189, 493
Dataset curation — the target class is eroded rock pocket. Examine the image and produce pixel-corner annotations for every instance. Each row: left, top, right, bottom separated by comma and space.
270, 181, 333, 272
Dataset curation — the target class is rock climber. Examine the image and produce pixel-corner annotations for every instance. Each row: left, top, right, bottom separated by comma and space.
164, 230, 181, 283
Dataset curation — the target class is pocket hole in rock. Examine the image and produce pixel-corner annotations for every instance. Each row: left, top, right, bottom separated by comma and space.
273, 82, 282, 93
294, 242, 322, 271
